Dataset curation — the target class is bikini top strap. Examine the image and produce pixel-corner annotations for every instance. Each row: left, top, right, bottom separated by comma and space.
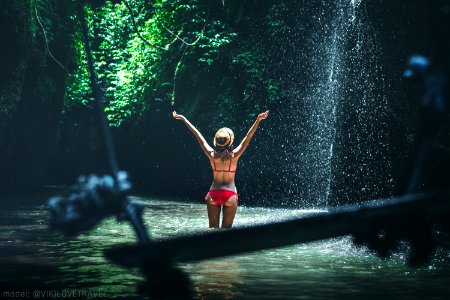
212, 153, 235, 172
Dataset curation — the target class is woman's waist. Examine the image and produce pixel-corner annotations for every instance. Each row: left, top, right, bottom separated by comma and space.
209, 181, 236, 192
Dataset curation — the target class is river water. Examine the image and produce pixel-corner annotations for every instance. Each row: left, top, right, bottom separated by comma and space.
1, 193, 449, 299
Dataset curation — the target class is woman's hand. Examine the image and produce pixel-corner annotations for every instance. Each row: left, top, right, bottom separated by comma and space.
257, 110, 269, 121
172, 111, 185, 121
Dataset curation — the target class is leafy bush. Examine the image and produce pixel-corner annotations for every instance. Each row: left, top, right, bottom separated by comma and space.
64, 0, 241, 127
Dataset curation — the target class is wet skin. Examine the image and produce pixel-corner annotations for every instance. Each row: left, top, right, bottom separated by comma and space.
206, 150, 239, 228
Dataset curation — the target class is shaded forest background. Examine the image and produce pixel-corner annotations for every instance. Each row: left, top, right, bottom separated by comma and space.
0, 0, 448, 207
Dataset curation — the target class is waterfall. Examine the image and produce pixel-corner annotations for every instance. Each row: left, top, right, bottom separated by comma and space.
281, 0, 392, 207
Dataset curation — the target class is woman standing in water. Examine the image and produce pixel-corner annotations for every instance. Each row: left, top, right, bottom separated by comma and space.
172, 110, 269, 228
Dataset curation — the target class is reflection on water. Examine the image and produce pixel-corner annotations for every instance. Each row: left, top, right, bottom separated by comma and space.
1, 193, 450, 299
188, 260, 243, 300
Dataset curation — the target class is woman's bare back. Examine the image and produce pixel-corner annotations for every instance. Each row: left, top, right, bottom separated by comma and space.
209, 151, 238, 190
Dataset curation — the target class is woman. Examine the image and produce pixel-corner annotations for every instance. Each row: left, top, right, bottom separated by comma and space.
172, 110, 269, 228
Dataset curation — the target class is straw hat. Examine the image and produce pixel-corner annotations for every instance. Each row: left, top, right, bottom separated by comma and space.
213, 127, 234, 149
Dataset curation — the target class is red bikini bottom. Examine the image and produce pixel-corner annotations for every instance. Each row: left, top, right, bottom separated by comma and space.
205, 189, 238, 205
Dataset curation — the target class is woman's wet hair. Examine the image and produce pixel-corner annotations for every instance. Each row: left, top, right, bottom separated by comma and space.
215, 144, 233, 152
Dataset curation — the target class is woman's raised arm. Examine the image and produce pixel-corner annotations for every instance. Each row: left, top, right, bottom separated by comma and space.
172, 111, 214, 157
233, 110, 269, 158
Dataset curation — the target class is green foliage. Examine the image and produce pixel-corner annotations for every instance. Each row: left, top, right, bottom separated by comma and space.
64, 35, 92, 110
197, 20, 237, 66
64, 0, 284, 126
64, 0, 233, 126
